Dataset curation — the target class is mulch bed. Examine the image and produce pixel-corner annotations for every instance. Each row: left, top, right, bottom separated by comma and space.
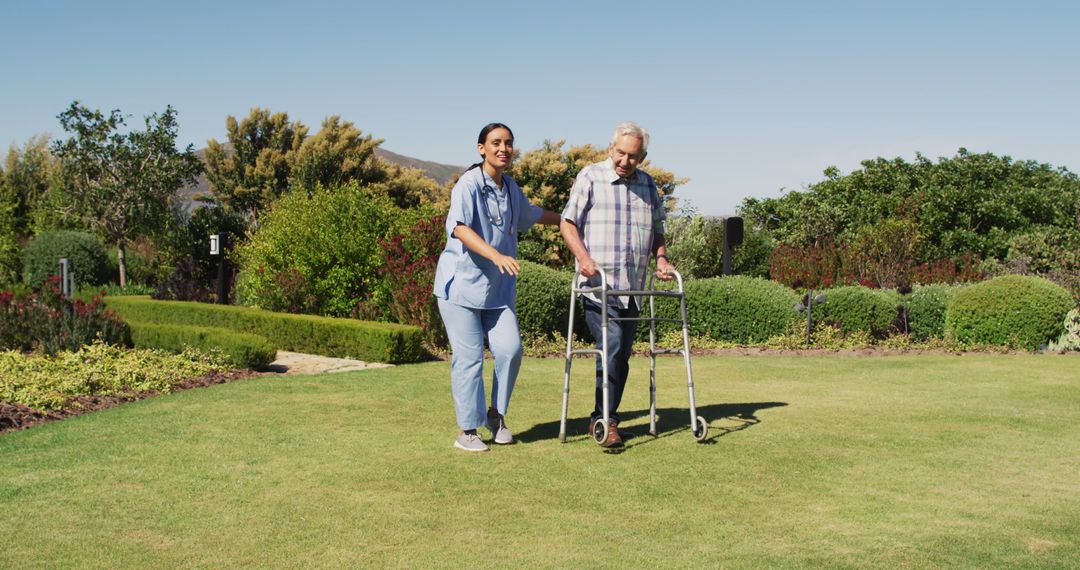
0, 369, 258, 436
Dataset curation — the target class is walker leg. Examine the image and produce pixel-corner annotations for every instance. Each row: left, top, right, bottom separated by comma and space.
649, 357, 657, 436
560, 288, 578, 443
598, 294, 610, 446
648, 292, 657, 436
679, 290, 706, 441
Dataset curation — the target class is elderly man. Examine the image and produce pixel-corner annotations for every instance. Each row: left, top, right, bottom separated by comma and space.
560, 121, 675, 447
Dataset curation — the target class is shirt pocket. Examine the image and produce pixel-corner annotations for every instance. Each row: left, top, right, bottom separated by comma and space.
630, 213, 653, 256
452, 259, 491, 307
628, 187, 654, 241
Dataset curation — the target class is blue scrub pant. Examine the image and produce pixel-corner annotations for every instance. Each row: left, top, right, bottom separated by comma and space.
437, 299, 523, 431
582, 297, 640, 424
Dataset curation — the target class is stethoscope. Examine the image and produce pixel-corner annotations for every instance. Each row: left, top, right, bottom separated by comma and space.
479, 168, 514, 233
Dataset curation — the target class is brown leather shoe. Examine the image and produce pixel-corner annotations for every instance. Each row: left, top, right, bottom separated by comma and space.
602, 421, 623, 447
588, 418, 623, 447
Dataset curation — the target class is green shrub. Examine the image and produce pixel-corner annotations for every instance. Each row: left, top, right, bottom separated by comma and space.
651, 276, 801, 343
155, 206, 248, 302
0, 204, 19, 285
235, 184, 408, 317
732, 226, 774, 279
0, 341, 228, 411
946, 275, 1074, 349
104, 296, 425, 364
128, 321, 276, 369
815, 285, 900, 338
516, 261, 575, 338
664, 215, 725, 279
23, 230, 110, 288
902, 284, 961, 341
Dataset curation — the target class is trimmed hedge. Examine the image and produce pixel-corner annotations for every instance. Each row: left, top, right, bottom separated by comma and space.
128, 321, 277, 369
515, 261, 575, 338
815, 286, 900, 338
104, 296, 425, 364
23, 230, 111, 288
653, 276, 801, 343
903, 284, 961, 341
946, 275, 1074, 350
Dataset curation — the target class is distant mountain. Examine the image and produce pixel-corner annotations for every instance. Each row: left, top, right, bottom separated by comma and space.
374, 148, 463, 185
176, 146, 463, 212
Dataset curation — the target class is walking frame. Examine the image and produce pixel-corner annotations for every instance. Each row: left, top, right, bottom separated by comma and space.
559, 267, 709, 445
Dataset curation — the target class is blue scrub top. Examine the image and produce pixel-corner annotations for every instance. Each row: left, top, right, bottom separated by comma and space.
433, 167, 544, 309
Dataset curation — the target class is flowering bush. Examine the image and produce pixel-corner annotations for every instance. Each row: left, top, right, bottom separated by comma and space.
377, 214, 446, 347
910, 253, 985, 286
770, 235, 986, 290
0, 276, 130, 355
768, 238, 847, 289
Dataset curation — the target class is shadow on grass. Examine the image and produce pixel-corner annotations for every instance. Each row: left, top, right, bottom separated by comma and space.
515, 401, 788, 451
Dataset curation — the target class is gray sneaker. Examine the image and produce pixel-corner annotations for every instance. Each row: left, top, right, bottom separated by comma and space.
454, 431, 489, 452
487, 409, 514, 445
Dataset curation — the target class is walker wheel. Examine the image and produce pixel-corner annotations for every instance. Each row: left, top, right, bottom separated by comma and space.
692, 416, 709, 442
592, 419, 609, 445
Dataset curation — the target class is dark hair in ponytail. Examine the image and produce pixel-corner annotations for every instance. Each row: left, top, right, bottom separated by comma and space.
465, 122, 514, 172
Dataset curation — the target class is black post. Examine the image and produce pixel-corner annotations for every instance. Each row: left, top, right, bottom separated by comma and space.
216, 232, 228, 304
59, 258, 71, 298
806, 288, 813, 348
722, 216, 743, 276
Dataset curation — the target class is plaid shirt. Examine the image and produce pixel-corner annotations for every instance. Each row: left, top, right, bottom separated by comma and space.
562, 158, 666, 308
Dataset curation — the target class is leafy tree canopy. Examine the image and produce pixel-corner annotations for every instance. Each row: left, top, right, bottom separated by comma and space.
50, 101, 201, 287
2, 135, 59, 237
204, 108, 307, 221
205, 109, 450, 220
738, 148, 1080, 262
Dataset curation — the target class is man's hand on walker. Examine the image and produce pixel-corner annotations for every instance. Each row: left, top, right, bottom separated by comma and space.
578, 257, 599, 278
655, 256, 676, 280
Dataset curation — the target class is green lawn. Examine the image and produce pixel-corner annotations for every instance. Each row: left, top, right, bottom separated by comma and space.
2, 354, 1079, 568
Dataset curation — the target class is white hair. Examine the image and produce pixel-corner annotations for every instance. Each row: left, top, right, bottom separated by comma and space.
610, 121, 649, 153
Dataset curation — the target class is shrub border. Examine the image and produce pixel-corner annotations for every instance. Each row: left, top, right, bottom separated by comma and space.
105, 296, 426, 364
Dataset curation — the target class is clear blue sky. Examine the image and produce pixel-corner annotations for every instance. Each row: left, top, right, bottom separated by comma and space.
2, 0, 1078, 215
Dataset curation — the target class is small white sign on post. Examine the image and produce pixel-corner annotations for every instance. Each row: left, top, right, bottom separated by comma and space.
210, 234, 220, 256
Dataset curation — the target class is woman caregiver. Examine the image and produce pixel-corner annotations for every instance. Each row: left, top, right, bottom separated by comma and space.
434, 123, 561, 452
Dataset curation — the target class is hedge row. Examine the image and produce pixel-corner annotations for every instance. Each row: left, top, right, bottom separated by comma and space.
904, 284, 959, 341
104, 296, 426, 364
677, 276, 802, 343
128, 321, 277, 370
947, 275, 1074, 350
516, 268, 800, 345
815, 286, 900, 338
513, 271, 1074, 350
515, 261, 594, 340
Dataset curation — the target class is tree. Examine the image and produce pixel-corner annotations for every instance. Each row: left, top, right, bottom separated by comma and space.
739, 149, 1080, 263
50, 101, 202, 287
2, 135, 60, 237
291, 116, 387, 191
0, 167, 18, 283
204, 108, 307, 222
369, 162, 450, 210
509, 140, 687, 267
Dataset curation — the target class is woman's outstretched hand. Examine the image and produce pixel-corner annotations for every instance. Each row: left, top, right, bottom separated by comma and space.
494, 254, 521, 276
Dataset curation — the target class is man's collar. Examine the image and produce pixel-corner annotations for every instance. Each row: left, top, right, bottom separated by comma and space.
603, 158, 639, 184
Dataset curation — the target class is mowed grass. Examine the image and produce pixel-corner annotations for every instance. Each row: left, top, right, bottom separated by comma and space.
1, 354, 1079, 568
